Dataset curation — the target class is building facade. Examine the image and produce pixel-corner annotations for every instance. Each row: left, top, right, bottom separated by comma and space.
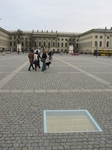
78, 28, 112, 54
0, 27, 9, 51
9, 30, 78, 53
0, 27, 112, 54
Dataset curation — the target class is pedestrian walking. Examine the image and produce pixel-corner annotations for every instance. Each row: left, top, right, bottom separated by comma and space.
28, 49, 34, 71
41, 50, 47, 71
37, 50, 41, 68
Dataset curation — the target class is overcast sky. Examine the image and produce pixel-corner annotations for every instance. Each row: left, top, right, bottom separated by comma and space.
0, 0, 112, 33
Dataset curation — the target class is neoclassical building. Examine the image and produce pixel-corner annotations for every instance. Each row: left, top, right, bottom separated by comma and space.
78, 28, 112, 55
10, 30, 79, 53
0, 27, 112, 55
0, 28, 9, 51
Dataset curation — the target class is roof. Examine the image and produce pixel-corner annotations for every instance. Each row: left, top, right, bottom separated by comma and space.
79, 28, 112, 37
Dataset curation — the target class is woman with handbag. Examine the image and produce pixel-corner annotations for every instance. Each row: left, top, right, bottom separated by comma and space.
41, 50, 47, 71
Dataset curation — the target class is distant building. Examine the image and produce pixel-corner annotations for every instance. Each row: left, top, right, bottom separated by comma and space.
0, 27, 112, 55
78, 28, 112, 55
0, 27, 9, 51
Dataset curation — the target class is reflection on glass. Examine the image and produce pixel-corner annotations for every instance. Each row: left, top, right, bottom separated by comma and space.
44, 110, 102, 133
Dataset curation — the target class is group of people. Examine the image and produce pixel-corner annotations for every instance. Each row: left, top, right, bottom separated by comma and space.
28, 49, 50, 72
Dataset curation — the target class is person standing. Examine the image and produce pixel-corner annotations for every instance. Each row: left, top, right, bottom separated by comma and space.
28, 49, 34, 71
41, 50, 47, 71
96, 50, 97, 58
34, 51, 38, 71
37, 50, 41, 68
94, 50, 97, 58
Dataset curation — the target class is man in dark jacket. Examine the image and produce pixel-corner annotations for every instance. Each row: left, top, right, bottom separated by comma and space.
41, 50, 47, 71
28, 49, 34, 71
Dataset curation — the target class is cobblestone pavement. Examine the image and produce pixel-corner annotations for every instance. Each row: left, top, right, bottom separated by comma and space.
0, 53, 112, 149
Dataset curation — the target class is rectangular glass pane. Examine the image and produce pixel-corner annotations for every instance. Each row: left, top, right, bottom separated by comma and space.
44, 110, 102, 133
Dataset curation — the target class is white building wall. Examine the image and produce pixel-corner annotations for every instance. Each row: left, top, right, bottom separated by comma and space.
79, 29, 112, 54
79, 33, 93, 53
93, 32, 112, 51
0, 28, 9, 50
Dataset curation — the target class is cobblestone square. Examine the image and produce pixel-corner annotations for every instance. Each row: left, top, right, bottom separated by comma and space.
0, 53, 112, 149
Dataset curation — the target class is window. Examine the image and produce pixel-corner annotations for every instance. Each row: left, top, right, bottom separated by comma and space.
76, 43, 78, 47
22, 42, 24, 46
14, 41, 16, 46
62, 39, 63, 41
107, 42, 109, 47
95, 41, 98, 47
53, 42, 55, 47
100, 41, 102, 47
95, 35, 98, 38
10, 42, 12, 46
65, 43, 67, 47
107, 36, 109, 39
61, 43, 63, 47
58, 43, 60, 47
48, 42, 50, 47
44, 42, 46, 47
39, 42, 41, 46
100, 36, 102, 39
10, 37, 12, 40
53, 38, 55, 40
58, 38, 60, 41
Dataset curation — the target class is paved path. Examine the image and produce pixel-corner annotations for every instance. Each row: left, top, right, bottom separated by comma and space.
0, 53, 112, 149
